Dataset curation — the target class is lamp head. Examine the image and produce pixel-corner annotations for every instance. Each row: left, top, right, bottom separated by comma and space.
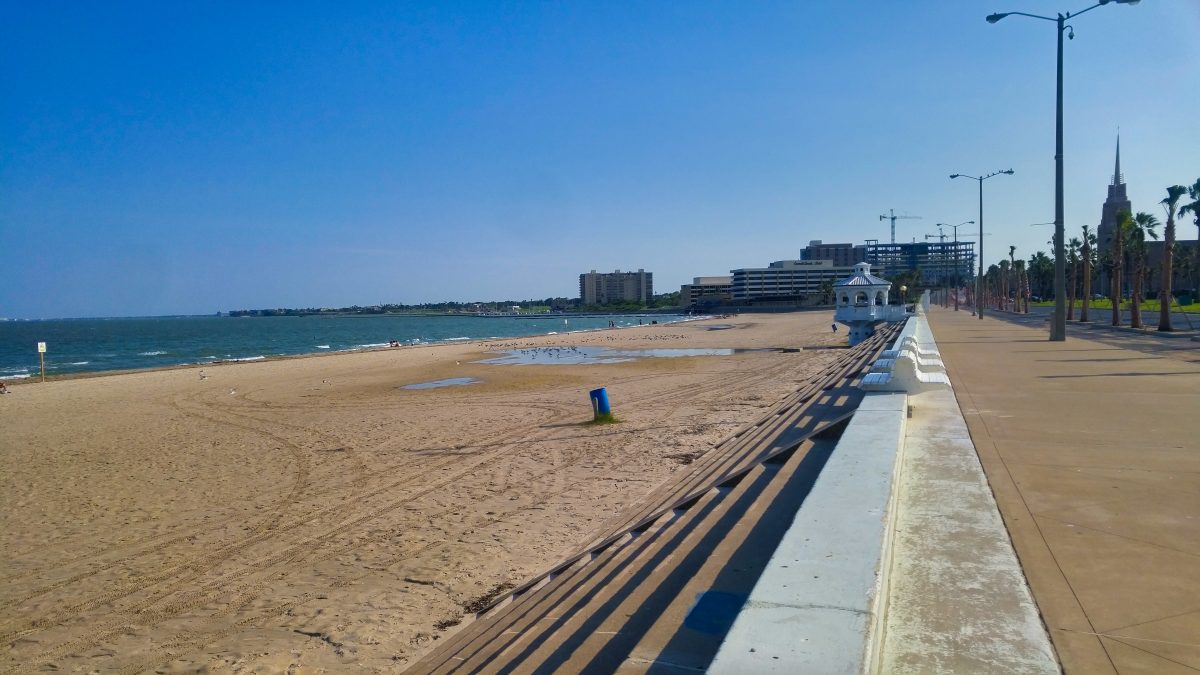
950, 174, 961, 179
1002, 169, 1014, 175
986, 12, 1008, 23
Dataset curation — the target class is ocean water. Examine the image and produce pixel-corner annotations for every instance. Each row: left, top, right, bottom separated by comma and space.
0, 314, 688, 379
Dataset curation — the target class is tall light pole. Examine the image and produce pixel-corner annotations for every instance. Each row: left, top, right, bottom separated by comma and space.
951, 171, 1013, 319
938, 220, 974, 311
986, 0, 1140, 341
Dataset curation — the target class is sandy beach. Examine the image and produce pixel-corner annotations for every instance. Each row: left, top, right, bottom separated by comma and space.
1, 312, 842, 672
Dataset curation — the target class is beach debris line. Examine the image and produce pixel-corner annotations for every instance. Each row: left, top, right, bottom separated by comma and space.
462, 581, 516, 614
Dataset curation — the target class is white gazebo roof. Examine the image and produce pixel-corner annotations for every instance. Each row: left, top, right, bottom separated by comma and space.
833, 262, 890, 288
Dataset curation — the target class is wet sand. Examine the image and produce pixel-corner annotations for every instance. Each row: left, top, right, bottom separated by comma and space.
0, 312, 842, 672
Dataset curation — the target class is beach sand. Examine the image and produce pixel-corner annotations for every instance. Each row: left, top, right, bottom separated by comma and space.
1, 312, 842, 672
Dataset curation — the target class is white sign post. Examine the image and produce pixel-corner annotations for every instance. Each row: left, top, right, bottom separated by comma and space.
37, 342, 46, 382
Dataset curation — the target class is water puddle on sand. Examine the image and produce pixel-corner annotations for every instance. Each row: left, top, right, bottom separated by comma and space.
401, 377, 480, 390
477, 346, 799, 365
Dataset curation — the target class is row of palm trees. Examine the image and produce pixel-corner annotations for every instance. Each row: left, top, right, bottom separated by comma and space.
977, 178, 1200, 331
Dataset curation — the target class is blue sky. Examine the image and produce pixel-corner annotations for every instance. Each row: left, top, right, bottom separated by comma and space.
2, 1, 1197, 318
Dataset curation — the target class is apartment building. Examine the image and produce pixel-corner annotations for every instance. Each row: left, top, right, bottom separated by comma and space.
579, 269, 653, 305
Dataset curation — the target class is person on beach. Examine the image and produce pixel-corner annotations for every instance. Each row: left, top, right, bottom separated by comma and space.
0, 381, 8, 394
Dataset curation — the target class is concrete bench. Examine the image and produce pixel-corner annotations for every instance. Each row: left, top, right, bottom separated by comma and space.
876, 349, 944, 373
864, 316, 951, 393
862, 356, 950, 392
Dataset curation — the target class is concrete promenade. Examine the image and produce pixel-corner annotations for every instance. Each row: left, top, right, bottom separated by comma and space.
928, 306, 1200, 673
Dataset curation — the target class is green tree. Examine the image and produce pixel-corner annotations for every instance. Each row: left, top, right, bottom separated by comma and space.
1080, 225, 1096, 322
1028, 251, 1053, 299
985, 264, 1001, 308
1014, 259, 1029, 313
818, 279, 835, 305
1127, 211, 1160, 329
997, 259, 1011, 311
1007, 246, 1017, 311
1178, 178, 1200, 295
1067, 237, 1081, 320
1158, 185, 1188, 330
1111, 210, 1131, 326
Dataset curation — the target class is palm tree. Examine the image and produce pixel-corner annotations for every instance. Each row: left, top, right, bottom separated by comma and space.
1127, 211, 1160, 329
1067, 237, 1081, 320
1158, 185, 1188, 330
1029, 251, 1053, 299
818, 279, 835, 305
1180, 178, 1200, 296
1014, 260, 1029, 313
985, 264, 1001, 308
1175, 245, 1194, 301
1112, 210, 1131, 326
1080, 225, 1096, 322
998, 259, 1011, 311
1008, 246, 1017, 311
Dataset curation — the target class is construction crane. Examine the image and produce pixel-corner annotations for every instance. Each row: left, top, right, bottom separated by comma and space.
879, 209, 921, 244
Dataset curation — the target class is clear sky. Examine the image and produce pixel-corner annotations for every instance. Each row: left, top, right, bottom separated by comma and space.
2, 1, 1197, 318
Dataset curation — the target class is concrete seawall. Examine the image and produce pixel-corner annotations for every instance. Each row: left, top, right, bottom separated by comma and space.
711, 310, 1059, 673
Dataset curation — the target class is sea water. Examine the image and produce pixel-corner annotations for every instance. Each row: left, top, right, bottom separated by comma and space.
0, 314, 689, 379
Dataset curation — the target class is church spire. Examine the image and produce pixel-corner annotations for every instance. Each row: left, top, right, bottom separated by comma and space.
1112, 132, 1123, 186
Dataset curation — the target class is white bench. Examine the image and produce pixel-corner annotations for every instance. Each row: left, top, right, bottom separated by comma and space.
864, 316, 951, 392
863, 352, 951, 392
876, 348, 945, 373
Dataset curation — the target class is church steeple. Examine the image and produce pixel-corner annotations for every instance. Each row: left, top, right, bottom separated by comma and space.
1099, 131, 1131, 250
1112, 133, 1123, 186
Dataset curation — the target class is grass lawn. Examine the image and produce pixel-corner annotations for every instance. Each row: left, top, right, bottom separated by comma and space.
1031, 298, 1200, 312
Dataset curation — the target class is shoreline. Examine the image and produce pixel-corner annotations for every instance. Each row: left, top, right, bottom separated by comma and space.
3, 314, 722, 386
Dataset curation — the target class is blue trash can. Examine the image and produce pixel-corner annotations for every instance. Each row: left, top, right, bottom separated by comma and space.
589, 387, 611, 419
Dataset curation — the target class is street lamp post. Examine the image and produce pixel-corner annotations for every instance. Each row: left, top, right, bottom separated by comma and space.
938, 220, 975, 311
986, 0, 1140, 341
951, 171, 1013, 320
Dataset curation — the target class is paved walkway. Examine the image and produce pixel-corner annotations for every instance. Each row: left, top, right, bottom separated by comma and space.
928, 306, 1200, 674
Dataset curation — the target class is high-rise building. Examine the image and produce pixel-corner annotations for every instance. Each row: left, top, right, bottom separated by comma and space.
579, 269, 653, 305
862, 241, 975, 284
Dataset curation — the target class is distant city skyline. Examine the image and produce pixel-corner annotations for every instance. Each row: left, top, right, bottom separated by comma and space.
2, 2, 1197, 318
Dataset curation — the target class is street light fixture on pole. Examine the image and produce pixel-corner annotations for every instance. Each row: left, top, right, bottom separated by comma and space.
937, 220, 974, 311
950, 171, 1014, 320
985, 0, 1141, 341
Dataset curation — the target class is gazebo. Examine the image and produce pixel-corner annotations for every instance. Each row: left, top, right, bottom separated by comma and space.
833, 262, 907, 345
